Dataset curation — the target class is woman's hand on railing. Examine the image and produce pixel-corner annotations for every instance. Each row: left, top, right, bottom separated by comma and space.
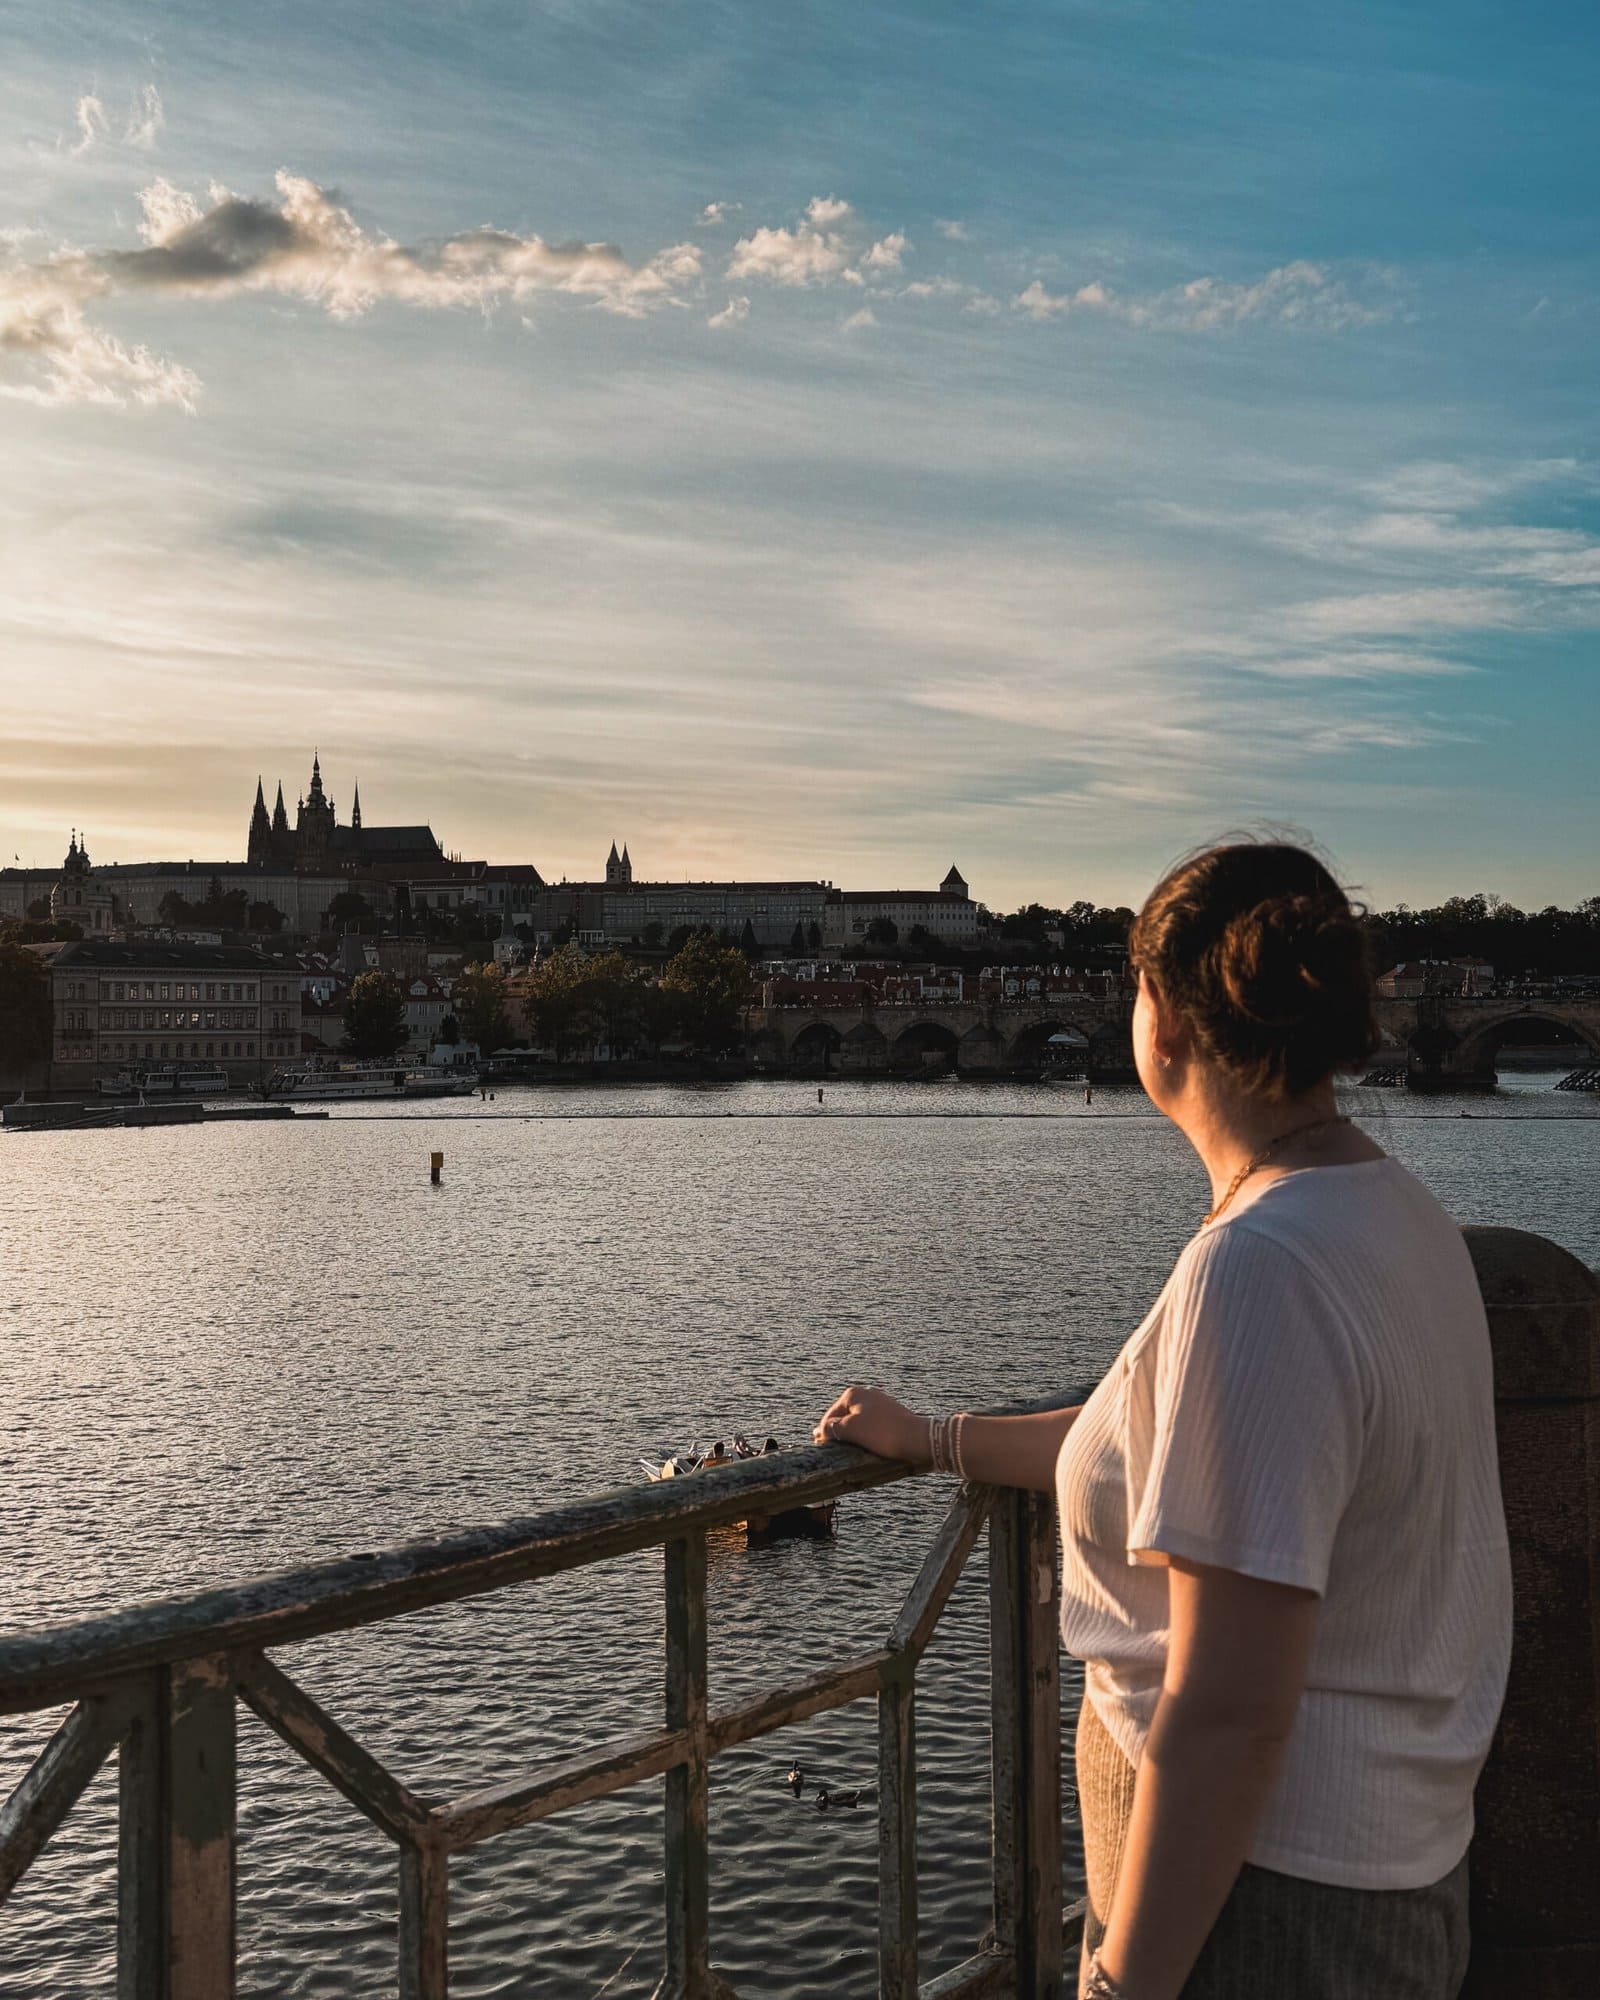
813, 1385, 932, 1465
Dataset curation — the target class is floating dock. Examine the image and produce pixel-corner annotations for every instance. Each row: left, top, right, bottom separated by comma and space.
1, 1101, 325, 1131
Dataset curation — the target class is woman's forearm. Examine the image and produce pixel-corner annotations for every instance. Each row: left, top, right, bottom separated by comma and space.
931, 1407, 1080, 1492
1095, 1688, 1295, 1998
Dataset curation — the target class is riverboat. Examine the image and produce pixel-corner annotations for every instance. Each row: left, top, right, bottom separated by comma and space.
640, 1434, 839, 1543
113, 1064, 231, 1096
263, 1062, 478, 1102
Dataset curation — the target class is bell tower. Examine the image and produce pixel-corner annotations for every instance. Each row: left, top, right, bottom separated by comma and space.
295, 752, 337, 873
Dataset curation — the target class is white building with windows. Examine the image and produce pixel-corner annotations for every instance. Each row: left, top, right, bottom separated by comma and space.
821, 867, 985, 948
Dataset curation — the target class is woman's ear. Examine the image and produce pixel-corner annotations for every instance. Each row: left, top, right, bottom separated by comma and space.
1142, 971, 1188, 1070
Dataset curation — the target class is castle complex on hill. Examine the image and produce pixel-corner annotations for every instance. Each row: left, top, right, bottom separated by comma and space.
0, 755, 984, 952
246, 755, 444, 874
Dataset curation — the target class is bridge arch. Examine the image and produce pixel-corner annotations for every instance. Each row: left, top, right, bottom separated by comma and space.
1446, 1009, 1600, 1078
786, 1021, 843, 1072
1005, 1016, 1092, 1071
890, 1019, 960, 1074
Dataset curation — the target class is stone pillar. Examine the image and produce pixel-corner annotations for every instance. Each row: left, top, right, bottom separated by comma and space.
1464, 1226, 1600, 1998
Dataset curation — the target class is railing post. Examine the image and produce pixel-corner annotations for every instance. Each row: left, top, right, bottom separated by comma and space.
662, 1530, 710, 1998
990, 1491, 1064, 1999
117, 1658, 237, 2000
399, 1840, 449, 2000
877, 1662, 917, 1998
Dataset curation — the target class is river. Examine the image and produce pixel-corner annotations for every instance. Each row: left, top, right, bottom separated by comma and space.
2, 1075, 1596, 1997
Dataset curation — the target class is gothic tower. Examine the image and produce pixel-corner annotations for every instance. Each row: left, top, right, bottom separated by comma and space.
248, 778, 273, 868
295, 752, 336, 872
351, 781, 362, 832
271, 782, 293, 867
606, 841, 633, 887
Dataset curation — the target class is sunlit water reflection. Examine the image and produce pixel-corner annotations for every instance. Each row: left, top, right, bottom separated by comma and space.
2, 1076, 1594, 1995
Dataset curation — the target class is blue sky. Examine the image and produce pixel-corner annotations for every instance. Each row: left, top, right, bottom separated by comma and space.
1, 1, 1596, 909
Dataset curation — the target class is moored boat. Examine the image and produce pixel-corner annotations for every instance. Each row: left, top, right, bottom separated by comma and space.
263, 1062, 478, 1102
640, 1434, 838, 1543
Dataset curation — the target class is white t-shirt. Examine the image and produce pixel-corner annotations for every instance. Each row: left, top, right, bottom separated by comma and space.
1056, 1156, 1511, 1891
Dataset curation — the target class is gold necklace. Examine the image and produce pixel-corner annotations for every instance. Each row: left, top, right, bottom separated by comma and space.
1203, 1115, 1351, 1226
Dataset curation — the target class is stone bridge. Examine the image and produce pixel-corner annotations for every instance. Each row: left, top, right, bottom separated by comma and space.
747, 994, 1600, 1085
1371, 994, 1600, 1088
747, 999, 1137, 1077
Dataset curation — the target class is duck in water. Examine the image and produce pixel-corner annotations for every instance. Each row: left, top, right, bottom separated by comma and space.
787, 1762, 805, 1796
814, 1785, 861, 1811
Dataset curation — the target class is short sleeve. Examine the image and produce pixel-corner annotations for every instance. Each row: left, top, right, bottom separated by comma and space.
1126, 1222, 1365, 1595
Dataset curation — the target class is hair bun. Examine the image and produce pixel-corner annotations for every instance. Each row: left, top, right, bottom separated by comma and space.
1218, 893, 1364, 1027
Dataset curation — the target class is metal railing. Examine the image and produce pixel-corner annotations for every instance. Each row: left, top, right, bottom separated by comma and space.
0, 1433, 1084, 2000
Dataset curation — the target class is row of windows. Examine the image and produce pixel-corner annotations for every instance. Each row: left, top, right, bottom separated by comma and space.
55, 1038, 300, 1064
100, 980, 260, 1003
97, 1010, 256, 1031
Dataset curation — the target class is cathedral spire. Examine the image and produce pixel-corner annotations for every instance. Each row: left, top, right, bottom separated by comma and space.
308, 751, 325, 804
351, 780, 362, 831
249, 776, 274, 868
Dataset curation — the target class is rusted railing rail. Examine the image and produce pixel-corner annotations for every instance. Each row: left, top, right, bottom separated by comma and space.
0, 1424, 1087, 2000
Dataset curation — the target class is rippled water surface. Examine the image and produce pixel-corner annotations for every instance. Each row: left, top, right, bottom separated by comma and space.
2, 1076, 1595, 1997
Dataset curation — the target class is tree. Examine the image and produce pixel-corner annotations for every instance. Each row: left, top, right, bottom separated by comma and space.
342, 971, 407, 1058
2, 918, 81, 944
247, 900, 287, 933
524, 944, 595, 1059
157, 890, 193, 928
738, 918, 762, 959
789, 922, 807, 954
437, 1013, 461, 1046
325, 890, 373, 930
0, 942, 51, 1071
641, 920, 666, 950
660, 933, 752, 1053
25, 899, 49, 921
806, 922, 822, 952
454, 961, 512, 1052
864, 917, 898, 947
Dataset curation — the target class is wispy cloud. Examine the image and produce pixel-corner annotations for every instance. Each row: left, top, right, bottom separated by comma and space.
1015, 260, 1398, 332
65, 84, 164, 155
697, 201, 739, 227
69, 94, 109, 156
125, 84, 164, 150
707, 295, 749, 328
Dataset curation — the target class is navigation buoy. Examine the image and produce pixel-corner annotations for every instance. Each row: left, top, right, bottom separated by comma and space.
430, 1150, 444, 1184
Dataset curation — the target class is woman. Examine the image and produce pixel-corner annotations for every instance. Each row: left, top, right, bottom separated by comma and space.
815, 841, 1511, 2000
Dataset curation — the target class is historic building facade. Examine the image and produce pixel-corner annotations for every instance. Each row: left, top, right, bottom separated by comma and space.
48, 940, 302, 1089
821, 867, 985, 947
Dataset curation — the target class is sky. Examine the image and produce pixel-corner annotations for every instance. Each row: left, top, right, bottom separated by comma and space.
1, 0, 1596, 912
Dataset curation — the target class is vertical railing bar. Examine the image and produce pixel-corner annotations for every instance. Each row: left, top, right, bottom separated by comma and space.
399, 1838, 449, 2000
117, 1669, 165, 2000
166, 1654, 238, 2000
878, 1661, 918, 1999
988, 1498, 1023, 1961
1019, 1494, 1063, 1997
663, 1529, 710, 1996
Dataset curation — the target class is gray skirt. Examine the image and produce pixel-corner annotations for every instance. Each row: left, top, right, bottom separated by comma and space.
1075, 1694, 1470, 2000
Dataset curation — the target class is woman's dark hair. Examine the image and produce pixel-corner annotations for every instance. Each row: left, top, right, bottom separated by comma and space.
1128, 841, 1377, 1098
